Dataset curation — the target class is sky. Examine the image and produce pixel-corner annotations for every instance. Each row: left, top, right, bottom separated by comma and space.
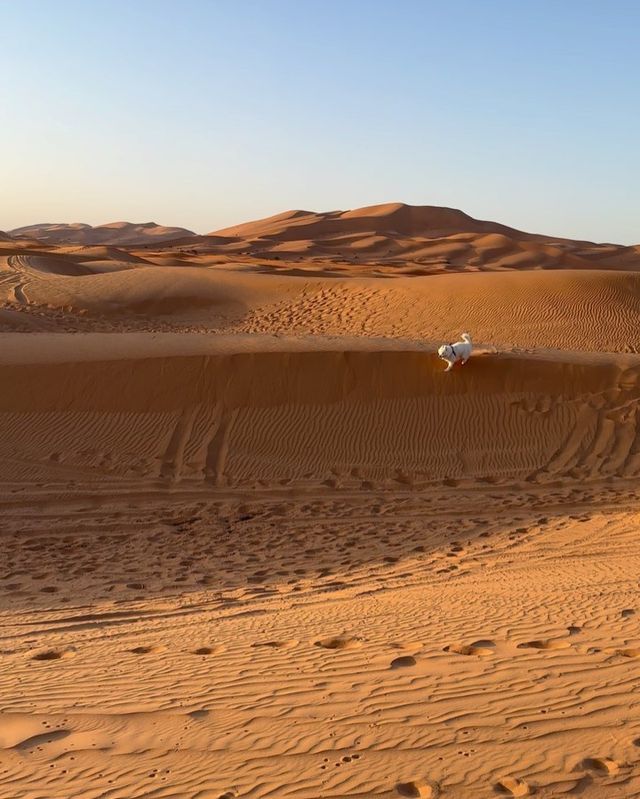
1, 0, 638, 243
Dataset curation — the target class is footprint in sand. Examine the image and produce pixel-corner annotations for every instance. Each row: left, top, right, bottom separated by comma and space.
494, 775, 530, 796
390, 655, 417, 669
31, 648, 76, 662
252, 640, 298, 650
315, 636, 361, 650
444, 640, 495, 657
128, 644, 166, 655
621, 608, 635, 618
396, 780, 437, 797
188, 709, 210, 719
192, 645, 225, 655
517, 638, 571, 651
580, 757, 619, 775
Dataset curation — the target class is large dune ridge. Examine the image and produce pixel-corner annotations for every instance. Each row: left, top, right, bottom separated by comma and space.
2, 204, 640, 799
7, 204, 640, 272
9, 220, 196, 246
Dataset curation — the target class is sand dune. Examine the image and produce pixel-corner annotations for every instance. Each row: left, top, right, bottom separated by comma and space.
2, 244, 640, 350
2, 334, 640, 798
206, 203, 638, 271
9, 221, 196, 246
212, 202, 545, 240
10, 205, 639, 273
2, 204, 640, 799
0, 334, 638, 488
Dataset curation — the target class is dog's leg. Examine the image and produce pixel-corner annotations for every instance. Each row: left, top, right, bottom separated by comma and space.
445, 361, 453, 372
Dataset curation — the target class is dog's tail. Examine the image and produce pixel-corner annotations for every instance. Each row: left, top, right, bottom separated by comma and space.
461, 333, 471, 344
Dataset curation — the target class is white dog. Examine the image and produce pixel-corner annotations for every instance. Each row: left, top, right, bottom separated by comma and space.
437, 333, 472, 372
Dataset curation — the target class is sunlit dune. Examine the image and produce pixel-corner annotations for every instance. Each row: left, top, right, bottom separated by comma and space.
2, 204, 640, 799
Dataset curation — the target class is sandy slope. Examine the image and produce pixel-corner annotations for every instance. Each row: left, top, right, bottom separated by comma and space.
0, 334, 639, 487
2, 205, 640, 799
1, 334, 640, 799
2, 249, 640, 351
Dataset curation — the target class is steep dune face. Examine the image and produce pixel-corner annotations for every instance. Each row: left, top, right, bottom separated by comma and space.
0, 339, 638, 487
9, 221, 196, 246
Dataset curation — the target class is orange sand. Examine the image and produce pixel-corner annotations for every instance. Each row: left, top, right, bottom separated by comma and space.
1, 205, 640, 799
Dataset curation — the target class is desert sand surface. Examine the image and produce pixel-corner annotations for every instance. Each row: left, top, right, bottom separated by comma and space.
2, 205, 640, 799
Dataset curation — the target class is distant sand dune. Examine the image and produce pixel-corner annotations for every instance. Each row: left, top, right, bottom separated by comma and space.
206, 202, 637, 271
9, 221, 196, 246
8, 204, 638, 271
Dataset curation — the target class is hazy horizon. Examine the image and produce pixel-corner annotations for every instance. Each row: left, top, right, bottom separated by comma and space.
2, 0, 639, 244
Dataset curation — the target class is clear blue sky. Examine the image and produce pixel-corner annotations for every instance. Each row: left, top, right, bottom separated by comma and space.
1, 0, 638, 242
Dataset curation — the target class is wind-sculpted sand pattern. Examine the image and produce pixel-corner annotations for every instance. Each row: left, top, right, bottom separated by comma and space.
1, 487, 640, 798
1, 338, 640, 488
3, 242, 640, 354
2, 331, 640, 797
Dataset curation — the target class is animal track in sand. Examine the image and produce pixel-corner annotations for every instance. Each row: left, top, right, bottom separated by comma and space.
517, 638, 571, 651
395, 779, 437, 797
128, 644, 166, 655
621, 608, 635, 618
192, 645, 224, 655
315, 636, 361, 650
319, 752, 362, 771
188, 709, 210, 719
580, 757, 620, 775
494, 775, 530, 796
31, 648, 75, 661
252, 640, 298, 650
444, 640, 495, 657
390, 655, 417, 669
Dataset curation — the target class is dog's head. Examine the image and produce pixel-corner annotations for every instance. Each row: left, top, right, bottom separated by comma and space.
438, 344, 452, 360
